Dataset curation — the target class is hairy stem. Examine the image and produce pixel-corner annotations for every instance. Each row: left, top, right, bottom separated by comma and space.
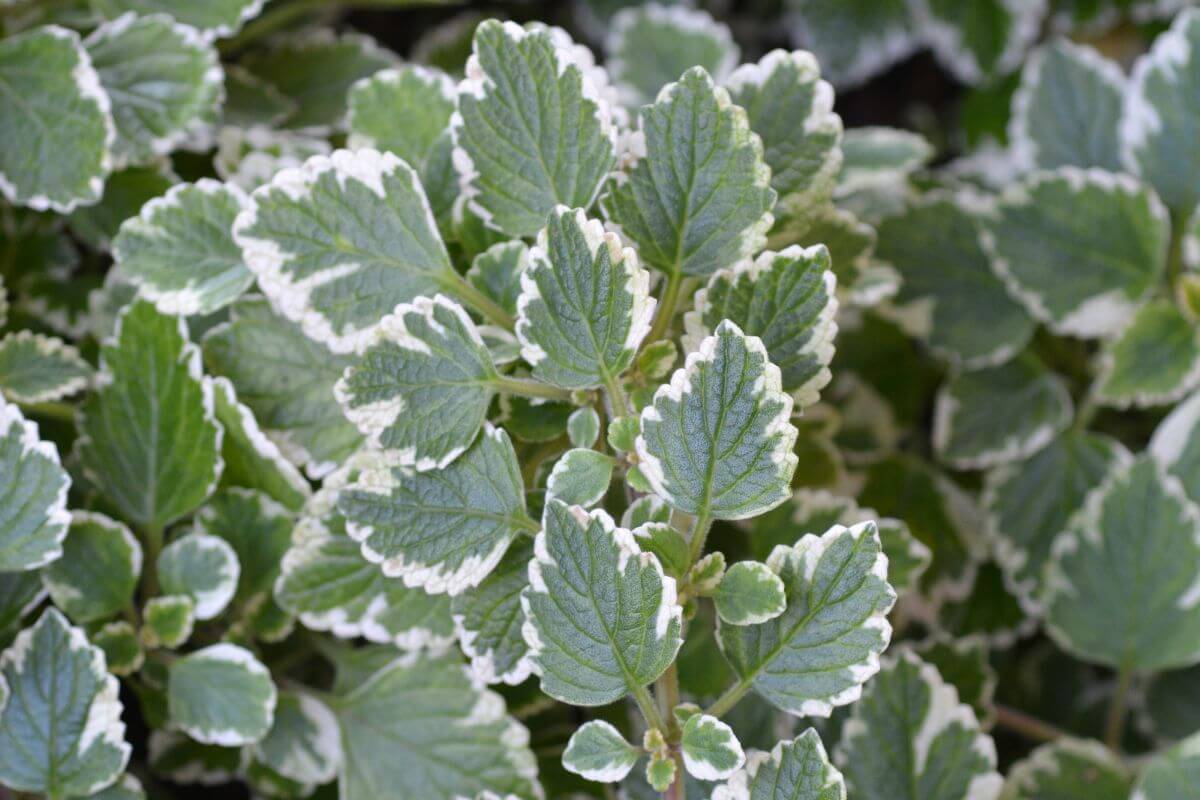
686, 513, 713, 567
994, 704, 1069, 744
633, 683, 668, 735
441, 269, 517, 330
140, 522, 164, 599
603, 371, 631, 419
703, 680, 750, 719
494, 374, 574, 402
647, 271, 685, 344
667, 749, 687, 800
1105, 666, 1134, 751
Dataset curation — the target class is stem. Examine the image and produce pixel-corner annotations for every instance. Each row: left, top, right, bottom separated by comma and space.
994, 704, 1069, 744
22, 401, 77, 423
1105, 667, 1134, 751
140, 523, 164, 599
603, 371, 630, 419
633, 683, 668, 734
1071, 389, 1098, 433
656, 662, 682, 739
441, 270, 517, 330
667, 749, 687, 800
494, 374, 573, 402
686, 513, 713, 567
647, 271, 684, 344
703, 680, 750, 719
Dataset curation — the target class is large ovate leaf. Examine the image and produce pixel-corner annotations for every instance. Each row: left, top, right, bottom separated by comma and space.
521, 500, 683, 705
913, 0, 1044, 85
1131, 732, 1200, 799
77, 299, 222, 529
712, 728, 846, 800
167, 643, 276, 746
0, 331, 92, 404
602, 66, 776, 279
451, 20, 618, 238
1095, 300, 1200, 409
90, 0, 263, 40
42, 512, 140, 625
0, 397, 71, 571
0, 26, 112, 213
451, 537, 534, 685
1150, 390, 1200, 507
1003, 738, 1130, 799
639, 321, 797, 520
0, 609, 131, 796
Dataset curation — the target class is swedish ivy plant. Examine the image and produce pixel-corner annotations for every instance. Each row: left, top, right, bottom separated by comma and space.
3, 1, 1200, 799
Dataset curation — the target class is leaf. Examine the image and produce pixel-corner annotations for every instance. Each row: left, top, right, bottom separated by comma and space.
718, 521, 895, 716
1143, 663, 1200, 742
85, 773, 145, 800
91, 622, 142, 677
467, 240, 528, 318
77, 299, 222, 528
712, 728, 846, 800
875, 194, 1034, 367
681, 713, 745, 780
980, 168, 1168, 338
562, 720, 639, 783
516, 206, 654, 390
913, 636, 997, 729
602, 67, 775, 279
142, 595, 194, 649
158, 532, 239, 621
715, 561, 787, 626
727, 49, 843, 223
90, 0, 263, 40
1044, 455, 1200, 671
195, 488, 292, 602
213, 126, 331, 193
203, 296, 361, 479
84, 13, 222, 169
339, 424, 531, 594
334, 653, 540, 800
1009, 40, 1125, 172
0, 331, 92, 404
221, 64, 294, 128
838, 127, 934, 194
1121, 9, 1200, 212
638, 321, 798, 520
547, 448, 615, 508
568, 407, 601, 448
241, 30, 395, 132
0, 609, 130, 796
1003, 738, 1130, 800
113, 179, 253, 316
521, 500, 683, 705
42, 512, 140, 625
0, 26, 112, 213
1130, 732, 1200, 799
68, 165, 175, 252
784, 0, 918, 88
335, 295, 498, 470
252, 690, 340, 786
684, 245, 838, 406
983, 431, 1128, 613
232, 148, 460, 354
450, 537, 534, 685
1095, 300, 1200, 409
168, 643, 276, 746
835, 650, 1003, 800
606, 5, 738, 106
147, 729, 242, 785
912, 0, 1044, 84
0, 397, 71, 571
0, 570, 44, 635
933, 353, 1072, 470
935, 562, 1033, 647
451, 20, 618, 237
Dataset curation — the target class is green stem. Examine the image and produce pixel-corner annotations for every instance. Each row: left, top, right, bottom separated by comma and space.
1071, 389, 1098, 433
994, 704, 1068, 744
667, 749, 687, 800
656, 662, 682, 740
633, 683, 668, 735
22, 401, 77, 423
686, 513, 713, 567
441, 269, 517, 330
1105, 666, 1134, 751
494, 374, 573, 402
140, 523, 164, 599
603, 371, 630, 419
647, 271, 685, 344
703, 680, 750, 719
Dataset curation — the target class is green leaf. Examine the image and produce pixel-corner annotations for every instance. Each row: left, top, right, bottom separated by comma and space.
195, 487, 292, 602
67, 164, 175, 252
877, 194, 1034, 367
562, 719, 639, 783
203, 297, 362, 479
0, 26, 112, 213
141, 595, 194, 649
1003, 738, 1130, 800
1121, 9, 1200, 212
1130, 732, 1200, 799
785, 0, 918, 88
0, 570, 44, 635
450, 537, 534, 685
838, 126, 933, 194
233, 148, 458, 354
712, 728, 846, 800
1144, 663, 1200, 742
113, 179, 253, 316
168, 643, 276, 746
638, 321, 798, 520
681, 713, 745, 781
252, 690, 340, 786
1096, 300, 1200, 408
77, 299, 222, 529
91, 621, 143, 677
516, 206, 654, 390
522, 500, 683, 705
646, 752, 677, 793
685, 245, 838, 406
336, 295, 498, 470
933, 353, 1072, 469
467, 240, 527, 318
213, 126, 331, 193
334, 653, 540, 800
90, 0, 263, 40
983, 431, 1128, 613
147, 729, 242, 785
715, 561, 787, 626
546, 448, 614, 508
606, 4, 738, 106
158, 531, 239, 621
42, 512, 140, 624
718, 521, 895, 716
568, 407, 601, 448
913, 636, 997, 729
451, 20, 618, 238
602, 66, 775, 279
0, 397, 71, 571
913, 0, 1043, 84
0, 331, 92, 404
1044, 455, 1200, 671
980, 168, 1168, 338
630, 522, 689, 580
84, 14, 222, 169
1150, 390, 1200, 511
835, 650, 1003, 800
935, 562, 1032, 647
338, 424, 530, 594
1010, 40, 1125, 172
221, 64, 294, 128
85, 773, 144, 800
0, 609, 130, 796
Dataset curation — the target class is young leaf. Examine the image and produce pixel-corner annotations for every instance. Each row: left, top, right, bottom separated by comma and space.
912, 0, 1044, 85
0, 331, 92, 404
712, 728, 846, 800
338, 424, 531, 594
251, 690, 340, 786
90, 0, 264, 41
194, 488, 292, 602
562, 719, 640, 783
467, 241, 528, 318
451, 20, 618, 237
838, 126, 933, 194
451, 537, 534, 685
113, 180, 253, 316
785, 0, 918, 88
718, 521, 895, 717
546, 448, 615, 508
1095, 300, 1200, 408
603, 67, 775, 279
521, 500, 683, 705
516, 206, 654, 390
84, 14, 222, 169
167, 643, 276, 746
1003, 738, 1130, 799
638, 321, 798, 520
1130, 732, 1200, 799
835, 650, 1003, 800
684, 245, 838, 406
42, 512, 141, 624
568, 407, 601, 448
157, 532, 239, 621
681, 713, 745, 780
0, 609, 131, 797
715, 561, 787, 626
92, 621, 143, 677
980, 168, 1168, 338
141, 595, 194, 649
0, 397, 71, 571
0, 26, 112, 213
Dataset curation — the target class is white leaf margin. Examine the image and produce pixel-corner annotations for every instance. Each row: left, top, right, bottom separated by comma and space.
0, 397, 71, 570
